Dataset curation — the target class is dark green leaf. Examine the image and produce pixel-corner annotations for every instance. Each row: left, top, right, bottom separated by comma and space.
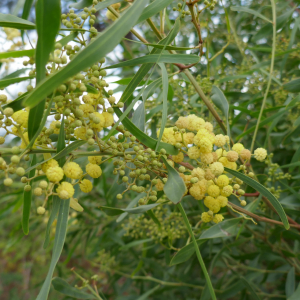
132, 102, 145, 132
22, 155, 36, 235
52, 277, 95, 299
286, 267, 295, 298
120, 238, 152, 250
283, 78, 300, 93
104, 54, 199, 69
288, 283, 300, 300
69, 0, 93, 9
100, 203, 160, 216
78, 0, 122, 16
0, 49, 34, 59
240, 277, 261, 300
230, 6, 272, 23
0, 13, 36, 29
0, 76, 33, 89
23, 0, 149, 108
224, 168, 289, 229
161, 157, 186, 204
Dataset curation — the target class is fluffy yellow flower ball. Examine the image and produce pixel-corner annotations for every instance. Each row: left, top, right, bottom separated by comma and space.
172, 152, 184, 163
63, 162, 83, 179
204, 121, 213, 132
79, 179, 93, 193
186, 114, 205, 131
106, 10, 117, 21
175, 116, 189, 129
226, 150, 239, 162
209, 162, 224, 176
207, 185, 220, 197
46, 166, 64, 182
200, 153, 214, 164
215, 148, 227, 159
155, 179, 164, 191
213, 214, 224, 224
86, 163, 102, 178
204, 169, 215, 180
240, 149, 251, 160
88, 155, 102, 165
232, 143, 244, 154
50, 121, 61, 134
102, 112, 114, 128
74, 127, 87, 140
183, 132, 195, 145
42, 159, 59, 173
204, 196, 220, 213
191, 167, 205, 180
254, 148, 267, 161
201, 212, 213, 223
56, 182, 74, 199
157, 128, 177, 145
214, 134, 226, 147
188, 146, 201, 159
216, 175, 229, 187
79, 104, 95, 117
221, 185, 233, 197
217, 195, 228, 207
91, 112, 105, 131
12, 110, 28, 128
199, 138, 212, 153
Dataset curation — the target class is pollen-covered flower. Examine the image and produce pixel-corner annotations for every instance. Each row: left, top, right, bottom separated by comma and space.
172, 152, 184, 163
209, 162, 224, 176
91, 112, 105, 131
214, 134, 226, 147
175, 116, 189, 129
46, 166, 64, 182
189, 179, 207, 200
191, 167, 205, 180
74, 127, 87, 140
101, 112, 114, 128
188, 146, 201, 159
207, 185, 220, 197
50, 121, 61, 134
155, 179, 164, 191
88, 154, 102, 165
226, 150, 239, 162
63, 162, 83, 179
232, 143, 244, 154
216, 195, 228, 207
198, 137, 212, 153
216, 175, 229, 187
221, 185, 233, 197
186, 114, 205, 131
254, 148, 267, 161
200, 153, 214, 164
240, 149, 251, 160
204, 196, 220, 213
79, 179, 93, 193
42, 159, 59, 173
79, 104, 95, 117
201, 212, 213, 223
213, 214, 224, 224
86, 163, 102, 178
12, 110, 28, 128
56, 181, 74, 199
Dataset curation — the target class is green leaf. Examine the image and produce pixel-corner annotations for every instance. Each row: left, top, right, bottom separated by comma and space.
132, 102, 145, 132
78, 0, 121, 16
36, 199, 70, 300
52, 277, 95, 299
3, 92, 28, 112
0, 76, 33, 89
22, 155, 36, 235
240, 277, 261, 300
224, 168, 290, 230
252, 9, 294, 42
136, 0, 174, 24
230, 6, 272, 23
286, 267, 295, 298
104, 54, 199, 69
100, 203, 160, 216
283, 78, 300, 93
161, 157, 186, 204
144, 43, 193, 51
114, 107, 178, 155
142, 77, 162, 102
119, 18, 180, 105
23, 0, 149, 108
28, 0, 61, 143
0, 13, 36, 29
211, 86, 230, 137
170, 218, 241, 266
56, 117, 66, 167
288, 283, 300, 300
69, 0, 93, 9
136, 285, 160, 300
156, 63, 168, 151
120, 238, 152, 250
0, 49, 34, 59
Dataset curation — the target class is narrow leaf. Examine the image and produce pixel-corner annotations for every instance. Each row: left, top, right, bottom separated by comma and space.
0, 13, 36, 29
100, 203, 160, 216
224, 168, 290, 229
230, 6, 272, 23
0, 76, 33, 89
283, 78, 300, 93
161, 157, 186, 204
132, 102, 145, 132
286, 267, 295, 298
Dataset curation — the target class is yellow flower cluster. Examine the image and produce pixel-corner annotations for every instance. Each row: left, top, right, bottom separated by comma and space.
158, 114, 268, 224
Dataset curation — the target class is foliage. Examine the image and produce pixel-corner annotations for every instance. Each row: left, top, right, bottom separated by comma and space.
0, 0, 300, 299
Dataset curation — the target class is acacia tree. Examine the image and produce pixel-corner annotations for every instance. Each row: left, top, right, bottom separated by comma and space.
0, 0, 300, 299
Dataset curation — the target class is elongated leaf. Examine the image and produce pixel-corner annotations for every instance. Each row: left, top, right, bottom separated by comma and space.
211, 85, 230, 137
0, 49, 35, 59
120, 18, 181, 105
28, 0, 61, 143
142, 77, 162, 102
286, 267, 295, 298
145, 43, 193, 51
156, 63, 168, 151
4, 92, 28, 112
104, 54, 199, 69
161, 157, 186, 204
26, 140, 86, 174
252, 9, 293, 42
136, 0, 173, 24
52, 277, 95, 299
56, 117, 66, 167
0, 13, 36, 29
240, 277, 261, 300
116, 194, 144, 223
23, 0, 149, 108
230, 6, 272, 23
289, 283, 300, 300
132, 102, 145, 132
114, 107, 178, 155
170, 218, 241, 266
0, 76, 33, 89
22, 155, 36, 235
69, 0, 93, 9
100, 203, 160, 216
120, 238, 152, 250
224, 168, 289, 229
36, 199, 70, 300
283, 78, 300, 93
78, 0, 121, 16
136, 285, 160, 300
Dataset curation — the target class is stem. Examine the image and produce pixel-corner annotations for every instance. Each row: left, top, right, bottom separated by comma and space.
250, 0, 276, 153
177, 203, 217, 300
